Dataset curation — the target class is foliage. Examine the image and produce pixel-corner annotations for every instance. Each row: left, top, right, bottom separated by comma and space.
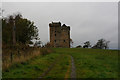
2, 13, 39, 44
83, 41, 91, 48
3, 53, 60, 78
92, 39, 110, 49
76, 45, 82, 48
29, 41, 33, 44
3, 48, 119, 78
34, 40, 42, 47
2, 46, 52, 71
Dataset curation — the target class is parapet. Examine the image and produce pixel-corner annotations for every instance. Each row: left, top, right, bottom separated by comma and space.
49, 22, 61, 27
62, 24, 70, 30
49, 22, 70, 30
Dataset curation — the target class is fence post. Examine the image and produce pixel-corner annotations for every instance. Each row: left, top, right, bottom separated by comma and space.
10, 52, 13, 63
24, 48, 25, 58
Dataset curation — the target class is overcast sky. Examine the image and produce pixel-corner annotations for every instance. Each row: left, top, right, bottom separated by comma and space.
2, 2, 118, 49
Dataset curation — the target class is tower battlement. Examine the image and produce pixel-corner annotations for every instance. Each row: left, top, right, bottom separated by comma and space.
49, 22, 61, 27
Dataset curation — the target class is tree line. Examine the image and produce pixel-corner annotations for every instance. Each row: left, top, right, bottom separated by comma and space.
2, 12, 110, 49
76, 39, 110, 49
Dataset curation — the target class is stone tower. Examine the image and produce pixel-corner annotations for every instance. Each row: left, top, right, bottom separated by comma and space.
49, 22, 70, 48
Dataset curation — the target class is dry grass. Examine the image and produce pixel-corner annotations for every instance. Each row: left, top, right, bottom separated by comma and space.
2, 45, 53, 71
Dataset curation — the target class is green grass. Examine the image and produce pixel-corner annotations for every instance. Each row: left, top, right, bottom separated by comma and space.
3, 53, 60, 78
44, 54, 71, 78
53, 48, 118, 78
2, 48, 119, 78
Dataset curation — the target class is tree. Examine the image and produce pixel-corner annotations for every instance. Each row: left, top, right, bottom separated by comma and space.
34, 40, 42, 47
96, 39, 105, 49
104, 41, 110, 49
29, 41, 33, 44
92, 45, 97, 49
83, 41, 91, 48
92, 39, 110, 49
2, 13, 39, 45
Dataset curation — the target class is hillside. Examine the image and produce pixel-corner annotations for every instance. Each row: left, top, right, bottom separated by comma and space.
3, 48, 118, 78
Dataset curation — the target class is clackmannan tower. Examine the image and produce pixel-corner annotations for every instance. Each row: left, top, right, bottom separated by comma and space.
49, 22, 70, 48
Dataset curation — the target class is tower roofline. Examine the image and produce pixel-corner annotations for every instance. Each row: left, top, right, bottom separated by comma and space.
52, 21, 61, 24
49, 21, 61, 27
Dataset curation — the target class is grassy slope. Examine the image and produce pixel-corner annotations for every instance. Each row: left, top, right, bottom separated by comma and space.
3, 51, 71, 78
3, 48, 118, 78
44, 54, 71, 78
53, 48, 118, 78
3, 53, 60, 78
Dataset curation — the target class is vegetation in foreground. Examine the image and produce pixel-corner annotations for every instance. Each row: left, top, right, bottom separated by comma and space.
3, 53, 60, 78
2, 46, 52, 71
2, 48, 119, 78
43, 54, 71, 78
53, 48, 118, 78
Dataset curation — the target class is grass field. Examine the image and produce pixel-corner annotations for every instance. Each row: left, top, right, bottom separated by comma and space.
2, 48, 119, 78
53, 48, 118, 78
